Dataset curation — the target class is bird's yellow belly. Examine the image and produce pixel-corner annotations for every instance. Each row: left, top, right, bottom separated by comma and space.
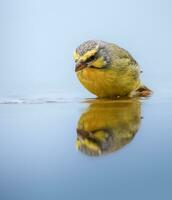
77, 68, 140, 97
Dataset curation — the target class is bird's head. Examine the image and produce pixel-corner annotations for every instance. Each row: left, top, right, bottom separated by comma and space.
73, 40, 110, 72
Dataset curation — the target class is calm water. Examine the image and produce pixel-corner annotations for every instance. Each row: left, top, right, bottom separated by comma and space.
0, 95, 171, 200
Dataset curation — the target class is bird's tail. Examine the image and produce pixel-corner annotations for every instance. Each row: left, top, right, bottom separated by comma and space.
136, 84, 152, 97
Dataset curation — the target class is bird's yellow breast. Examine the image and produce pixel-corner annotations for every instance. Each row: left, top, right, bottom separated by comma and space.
77, 66, 140, 97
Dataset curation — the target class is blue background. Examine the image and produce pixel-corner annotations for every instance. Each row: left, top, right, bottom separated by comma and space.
0, 0, 171, 98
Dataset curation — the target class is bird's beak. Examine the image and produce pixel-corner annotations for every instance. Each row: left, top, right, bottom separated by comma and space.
75, 61, 87, 72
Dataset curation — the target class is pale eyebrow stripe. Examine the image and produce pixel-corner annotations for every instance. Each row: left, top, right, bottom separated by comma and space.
79, 49, 98, 62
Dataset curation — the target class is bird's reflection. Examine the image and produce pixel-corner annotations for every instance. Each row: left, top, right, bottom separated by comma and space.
76, 98, 141, 156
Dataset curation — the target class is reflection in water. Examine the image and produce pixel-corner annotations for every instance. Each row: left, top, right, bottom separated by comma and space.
76, 99, 141, 156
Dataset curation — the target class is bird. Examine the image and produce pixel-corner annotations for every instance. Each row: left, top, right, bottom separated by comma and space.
74, 40, 151, 98
76, 99, 141, 156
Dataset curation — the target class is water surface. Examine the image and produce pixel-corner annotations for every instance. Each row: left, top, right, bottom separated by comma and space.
0, 96, 171, 200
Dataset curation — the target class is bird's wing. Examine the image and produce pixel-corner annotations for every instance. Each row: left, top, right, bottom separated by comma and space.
109, 43, 138, 65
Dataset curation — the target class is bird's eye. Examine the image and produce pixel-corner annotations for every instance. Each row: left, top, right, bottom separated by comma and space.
86, 55, 96, 62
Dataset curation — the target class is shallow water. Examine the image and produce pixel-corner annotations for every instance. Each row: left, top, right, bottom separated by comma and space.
0, 96, 171, 200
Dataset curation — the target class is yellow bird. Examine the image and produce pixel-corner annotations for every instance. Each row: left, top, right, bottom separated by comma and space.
76, 99, 141, 156
74, 40, 151, 98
